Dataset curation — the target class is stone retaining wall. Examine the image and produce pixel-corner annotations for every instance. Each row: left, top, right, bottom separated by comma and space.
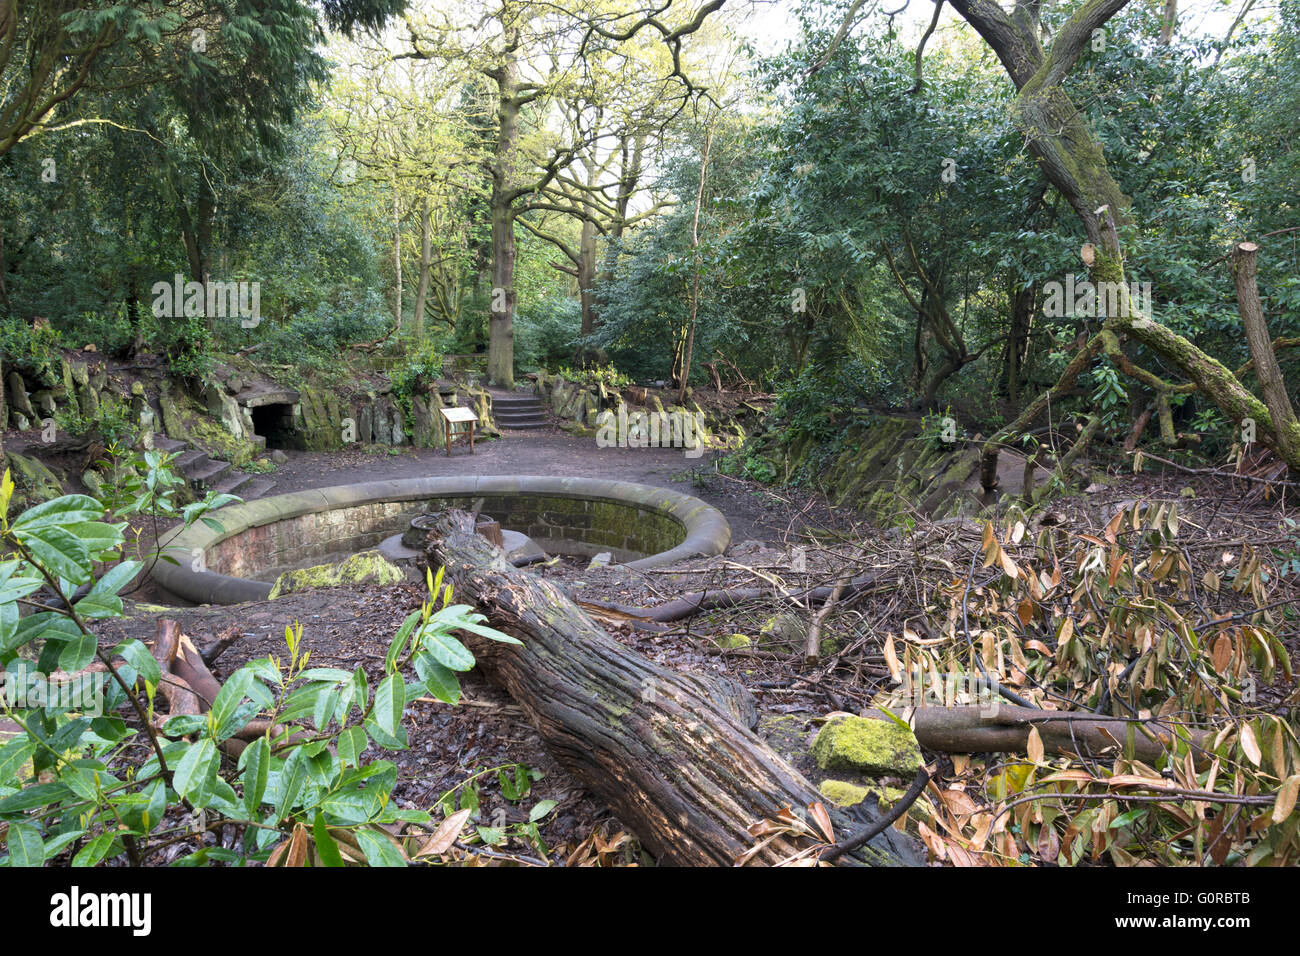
153, 476, 731, 605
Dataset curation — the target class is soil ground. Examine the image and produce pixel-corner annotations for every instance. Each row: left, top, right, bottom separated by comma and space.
76, 422, 1300, 865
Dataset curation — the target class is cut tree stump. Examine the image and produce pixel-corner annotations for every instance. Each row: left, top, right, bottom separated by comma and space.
426, 510, 923, 867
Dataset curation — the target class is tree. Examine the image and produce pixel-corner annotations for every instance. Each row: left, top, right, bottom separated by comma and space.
402, 0, 727, 387
907, 0, 1300, 479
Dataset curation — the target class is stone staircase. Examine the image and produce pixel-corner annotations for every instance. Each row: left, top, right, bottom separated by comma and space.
491, 393, 549, 430
152, 435, 277, 501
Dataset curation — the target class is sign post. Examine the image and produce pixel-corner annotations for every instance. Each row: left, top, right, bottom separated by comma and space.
439, 406, 479, 456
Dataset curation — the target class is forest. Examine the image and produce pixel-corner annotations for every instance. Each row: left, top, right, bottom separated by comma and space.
0, 0, 1297, 883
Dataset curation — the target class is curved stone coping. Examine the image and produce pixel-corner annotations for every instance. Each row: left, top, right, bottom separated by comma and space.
152, 475, 731, 606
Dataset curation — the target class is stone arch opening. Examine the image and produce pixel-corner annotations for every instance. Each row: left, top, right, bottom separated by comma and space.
250, 403, 300, 450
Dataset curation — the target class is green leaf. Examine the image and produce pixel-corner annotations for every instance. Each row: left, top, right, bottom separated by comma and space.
354, 828, 406, 867
41, 829, 86, 861
529, 799, 558, 822
6, 821, 43, 867
0, 782, 73, 814
72, 593, 123, 620
298, 667, 353, 683
420, 628, 476, 672
11, 495, 105, 530
384, 610, 421, 674
209, 669, 255, 738
57, 630, 98, 673
312, 812, 345, 867
13, 526, 92, 584
241, 738, 270, 816
373, 674, 404, 737
0, 738, 35, 786
88, 560, 143, 598
336, 726, 366, 768
116, 639, 161, 690
172, 738, 218, 803
161, 714, 208, 737
274, 750, 308, 821
64, 521, 125, 555
71, 832, 117, 867
414, 653, 461, 704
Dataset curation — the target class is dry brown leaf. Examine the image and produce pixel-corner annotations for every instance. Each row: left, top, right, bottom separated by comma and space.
417, 808, 473, 858
1026, 726, 1045, 764
1239, 722, 1262, 767
1272, 775, 1299, 825
809, 801, 836, 843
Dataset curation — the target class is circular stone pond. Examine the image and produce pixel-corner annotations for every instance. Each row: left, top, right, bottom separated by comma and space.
152, 476, 732, 605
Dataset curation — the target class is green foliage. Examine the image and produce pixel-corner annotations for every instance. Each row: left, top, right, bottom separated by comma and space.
0, 319, 60, 378
0, 473, 521, 867
551, 363, 632, 391
514, 295, 581, 372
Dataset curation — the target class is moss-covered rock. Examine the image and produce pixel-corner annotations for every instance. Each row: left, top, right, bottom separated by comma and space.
758, 612, 806, 648
5, 452, 65, 511
268, 550, 405, 599
711, 633, 752, 650
818, 779, 907, 809
811, 715, 922, 777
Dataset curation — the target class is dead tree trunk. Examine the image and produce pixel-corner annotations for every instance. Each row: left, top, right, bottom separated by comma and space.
1234, 241, 1298, 462
914, 706, 1209, 768
427, 511, 922, 867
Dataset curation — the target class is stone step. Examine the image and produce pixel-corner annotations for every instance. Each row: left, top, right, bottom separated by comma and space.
152, 436, 188, 455
493, 396, 544, 408
240, 477, 277, 501
210, 471, 254, 498
188, 458, 233, 488
173, 449, 209, 475
495, 409, 548, 421
497, 420, 549, 430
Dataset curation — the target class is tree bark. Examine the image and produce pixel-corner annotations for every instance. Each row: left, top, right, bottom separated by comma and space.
426, 510, 922, 866
1233, 242, 1298, 461
913, 705, 1208, 768
487, 38, 522, 388
413, 200, 433, 341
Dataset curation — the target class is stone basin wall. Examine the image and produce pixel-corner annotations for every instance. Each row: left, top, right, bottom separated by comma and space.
214, 492, 684, 583
154, 476, 730, 605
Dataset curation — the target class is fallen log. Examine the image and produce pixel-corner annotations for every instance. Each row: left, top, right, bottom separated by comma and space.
173, 634, 222, 710
580, 572, 884, 625
198, 624, 244, 667
426, 510, 923, 867
913, 705, 1210, 767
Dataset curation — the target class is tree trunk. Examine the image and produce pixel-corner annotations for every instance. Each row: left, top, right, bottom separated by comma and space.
1005, 280, 1035, 407
392, 183, 403, 331
677, 127, 712, 405
487, 41, 522, 388
413, 200, 433, 342
913, 705, 1208, 768
948, 0, 1300, 482
1233, 242, 1298, 461
426, 510, 922, 867
577, 215, 598, 338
